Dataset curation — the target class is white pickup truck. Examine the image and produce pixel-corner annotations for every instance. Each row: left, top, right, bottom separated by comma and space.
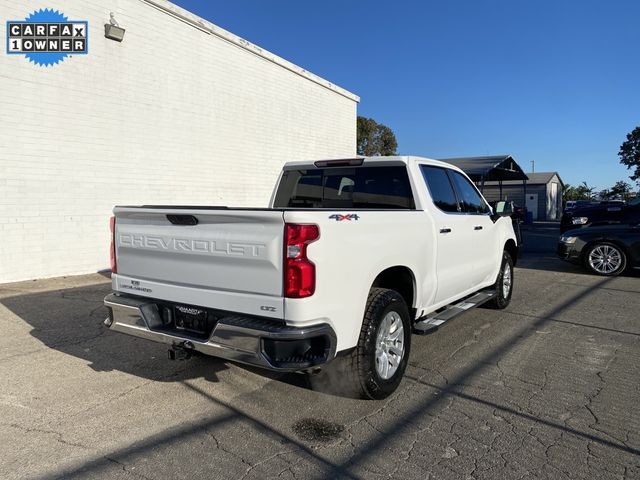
104, 156, 518, 399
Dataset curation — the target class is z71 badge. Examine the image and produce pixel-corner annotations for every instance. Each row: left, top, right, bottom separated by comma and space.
329, 214, 360, 222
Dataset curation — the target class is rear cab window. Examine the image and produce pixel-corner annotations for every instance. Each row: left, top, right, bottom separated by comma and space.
273, 166, 415, 209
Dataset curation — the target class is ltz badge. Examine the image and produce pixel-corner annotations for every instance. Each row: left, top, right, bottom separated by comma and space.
6, 9, 88, 67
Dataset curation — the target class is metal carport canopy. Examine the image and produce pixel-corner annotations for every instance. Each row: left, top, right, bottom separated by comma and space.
438, 155, 529, 182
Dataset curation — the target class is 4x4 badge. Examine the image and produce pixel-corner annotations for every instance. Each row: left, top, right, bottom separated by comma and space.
329, 214, 360, 222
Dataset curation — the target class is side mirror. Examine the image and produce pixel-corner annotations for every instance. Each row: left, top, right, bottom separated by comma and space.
495, 201, 513, 216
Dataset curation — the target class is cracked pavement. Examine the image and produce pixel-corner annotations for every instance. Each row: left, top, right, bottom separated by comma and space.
0, 223, 639, 479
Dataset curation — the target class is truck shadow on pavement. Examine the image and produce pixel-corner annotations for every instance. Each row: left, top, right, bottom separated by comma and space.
1, 281, 310, 394
0, 282, 359, 479
0, 283, 233, 383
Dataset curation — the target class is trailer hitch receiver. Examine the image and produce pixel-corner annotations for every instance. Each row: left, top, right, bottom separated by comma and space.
168, 341, 194, 361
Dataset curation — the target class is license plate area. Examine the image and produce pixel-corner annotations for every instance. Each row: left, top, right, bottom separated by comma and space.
154, 302, 220, 339
175, 306, 207, 334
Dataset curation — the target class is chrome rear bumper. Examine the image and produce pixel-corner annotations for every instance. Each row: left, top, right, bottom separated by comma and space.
103, 293, 336, 371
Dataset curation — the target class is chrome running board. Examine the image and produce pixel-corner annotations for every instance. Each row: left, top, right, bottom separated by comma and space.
412, 290, 496, 335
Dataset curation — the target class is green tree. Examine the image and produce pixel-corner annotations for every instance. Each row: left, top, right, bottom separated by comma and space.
598, 189, 611, 200
566, 181, 595, 201
357, 116, 398, 156
576, 182, 595, 200
610, 180, 632, 200
563, 184, 578, 201
618, 126, 640, 183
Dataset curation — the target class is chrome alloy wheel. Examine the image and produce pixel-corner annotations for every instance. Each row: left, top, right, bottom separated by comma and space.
502, 262, 512, 298
375, 311, 405, 380
588, 245, 623, 274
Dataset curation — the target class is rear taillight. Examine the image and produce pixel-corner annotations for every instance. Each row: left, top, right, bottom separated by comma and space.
284, 223, 319, 298
109, 216, 117, 274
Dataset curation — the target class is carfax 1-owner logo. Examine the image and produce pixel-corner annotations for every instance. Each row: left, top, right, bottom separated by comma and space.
6, 8, 88, 67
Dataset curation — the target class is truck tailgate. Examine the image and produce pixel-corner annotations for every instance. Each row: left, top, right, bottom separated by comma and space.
113, 207, 285, 297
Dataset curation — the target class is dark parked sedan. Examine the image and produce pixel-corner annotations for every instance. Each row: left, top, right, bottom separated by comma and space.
560, 197, 640, 233
558, 223, 640, 276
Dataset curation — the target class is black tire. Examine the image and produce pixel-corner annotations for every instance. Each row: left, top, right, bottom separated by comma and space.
309, 288, 411, 400
485, 251, 514, 309
583, 242, 627, 276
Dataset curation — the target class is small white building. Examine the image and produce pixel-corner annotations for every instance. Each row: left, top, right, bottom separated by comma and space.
483, 172, 565, 221
0, 0, 359, 283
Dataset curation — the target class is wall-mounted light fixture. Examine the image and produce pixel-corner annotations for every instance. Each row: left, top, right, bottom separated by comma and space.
104, 12, 125, 42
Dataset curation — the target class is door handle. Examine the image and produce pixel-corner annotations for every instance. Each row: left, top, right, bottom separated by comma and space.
440, 228, 452, 234
474, 226, 483, 230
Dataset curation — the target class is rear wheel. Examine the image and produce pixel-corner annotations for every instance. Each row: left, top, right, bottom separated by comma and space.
485, 251, 514, 309
584, 242, 626, 276
309, 288, 411, 399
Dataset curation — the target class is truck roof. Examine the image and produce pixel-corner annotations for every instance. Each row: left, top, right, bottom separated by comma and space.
282, 155, 466, 174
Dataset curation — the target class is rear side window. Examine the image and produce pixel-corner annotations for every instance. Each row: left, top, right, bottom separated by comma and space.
448, 171, 490, 214
273, 166, 415, 209
420, 166, 459, 213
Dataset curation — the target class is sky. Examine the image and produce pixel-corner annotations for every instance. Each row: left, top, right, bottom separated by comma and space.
172, 0, 640, 192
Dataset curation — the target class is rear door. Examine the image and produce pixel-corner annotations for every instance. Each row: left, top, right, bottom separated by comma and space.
420, 165, 475, 303
447, 170, 497, 286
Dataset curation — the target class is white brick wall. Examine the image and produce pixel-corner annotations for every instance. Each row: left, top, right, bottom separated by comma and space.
0, 0, 358, 283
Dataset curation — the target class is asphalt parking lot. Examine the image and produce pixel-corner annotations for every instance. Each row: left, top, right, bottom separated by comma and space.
1, 223, 639, 480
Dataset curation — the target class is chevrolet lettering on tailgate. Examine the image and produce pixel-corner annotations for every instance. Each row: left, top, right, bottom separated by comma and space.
119, 234, 266, 257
